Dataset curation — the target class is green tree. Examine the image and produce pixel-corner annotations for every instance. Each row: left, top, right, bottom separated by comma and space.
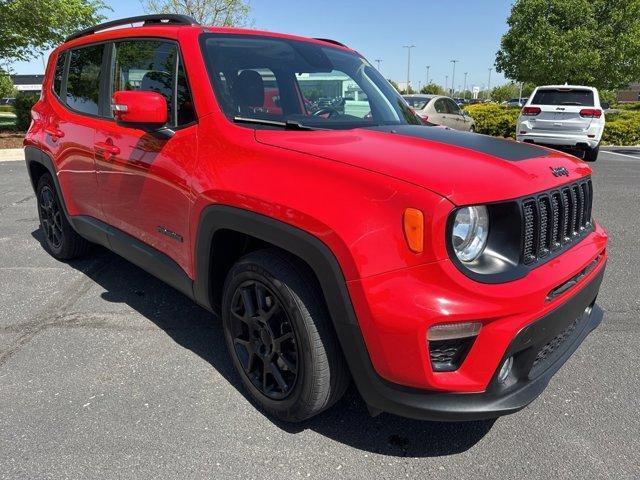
496, 0, 640, 90
141, 0, 251, 25
420, 83, 445, 95
490, 83, 520, 103
0, 71, 16, 98
0, 0, 109, 63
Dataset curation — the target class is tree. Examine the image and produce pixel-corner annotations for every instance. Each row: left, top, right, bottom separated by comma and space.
141, 0, 251, 26
496, 0, 640, 90
421, 83, 445, 95
0, 71, 16, 98
490, 83, 520, 103
0, 0, 109, 64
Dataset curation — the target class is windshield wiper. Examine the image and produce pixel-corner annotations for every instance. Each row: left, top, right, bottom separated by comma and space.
233, 116, 318, 130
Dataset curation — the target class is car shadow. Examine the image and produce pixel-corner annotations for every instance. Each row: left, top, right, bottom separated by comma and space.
31, 229, 495, 457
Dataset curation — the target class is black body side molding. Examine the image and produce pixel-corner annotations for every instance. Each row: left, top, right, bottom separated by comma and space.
24, 146, 194, 299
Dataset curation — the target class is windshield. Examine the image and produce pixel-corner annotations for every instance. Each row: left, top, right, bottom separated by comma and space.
201, 34, 420, 129
531, 88, 594, 106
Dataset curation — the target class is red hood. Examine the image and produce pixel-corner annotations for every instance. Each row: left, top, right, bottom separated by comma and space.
255, 126, 592, 205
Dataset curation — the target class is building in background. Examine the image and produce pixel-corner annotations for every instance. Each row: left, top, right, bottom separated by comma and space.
617, 82, 640, 102
10, 74, 44, 94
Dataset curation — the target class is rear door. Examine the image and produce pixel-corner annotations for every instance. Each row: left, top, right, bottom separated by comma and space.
94, 38, 198, 274
444, 98, 468, 131
43, 44, 108, 220
528, 88, 596, 133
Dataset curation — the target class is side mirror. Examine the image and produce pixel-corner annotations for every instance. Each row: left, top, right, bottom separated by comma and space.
601, 102, 610, 110
112, 90, 168, 129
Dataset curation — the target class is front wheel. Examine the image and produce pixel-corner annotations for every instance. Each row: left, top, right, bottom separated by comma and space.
221, 249, 349, 422
583, 145, 599, 162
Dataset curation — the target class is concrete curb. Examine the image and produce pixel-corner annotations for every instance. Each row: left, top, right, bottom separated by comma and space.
0, 149, 24, 162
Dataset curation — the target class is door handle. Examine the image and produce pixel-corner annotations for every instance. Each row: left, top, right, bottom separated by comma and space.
45, 127, 65, 140
94, 141, 121, 160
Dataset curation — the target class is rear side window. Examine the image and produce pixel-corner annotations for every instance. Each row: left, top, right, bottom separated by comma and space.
434, 98, 447, 113
531, 89, 594, 106
66, 45, 105, 115
53, 51, 67, 97
112, 40, 195, 127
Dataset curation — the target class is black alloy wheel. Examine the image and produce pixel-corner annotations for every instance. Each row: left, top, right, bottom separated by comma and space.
229, 279, 299, 400
38, 184, 64, 250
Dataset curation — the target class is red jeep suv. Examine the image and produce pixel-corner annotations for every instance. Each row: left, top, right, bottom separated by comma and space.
24, 15, 608, 422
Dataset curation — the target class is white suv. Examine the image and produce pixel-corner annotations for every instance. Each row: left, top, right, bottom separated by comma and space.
516, 85, 606, 162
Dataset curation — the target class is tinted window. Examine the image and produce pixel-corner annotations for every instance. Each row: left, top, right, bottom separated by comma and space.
112, 40, 176, 123
445, 98, 461, 114
66, 45, 105, 115
434, 98, 447, 113
176, 57, 196, 125
112, 40, 195, 126
531, 89, 594, 106
53, 51, 66, 97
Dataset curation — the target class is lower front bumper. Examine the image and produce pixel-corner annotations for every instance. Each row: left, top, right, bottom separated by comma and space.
343, 263, 605, 421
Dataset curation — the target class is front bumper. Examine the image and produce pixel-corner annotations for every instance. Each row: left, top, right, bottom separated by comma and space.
343, 264, 605, 421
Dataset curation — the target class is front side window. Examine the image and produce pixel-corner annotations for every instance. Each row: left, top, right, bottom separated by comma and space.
201, 34, 420, 130
111, 40, 196, 127
445, 98, 461, 115
66, 44, 105, 115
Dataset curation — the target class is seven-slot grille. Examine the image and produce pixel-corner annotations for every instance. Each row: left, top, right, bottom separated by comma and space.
522, 178, 593, 265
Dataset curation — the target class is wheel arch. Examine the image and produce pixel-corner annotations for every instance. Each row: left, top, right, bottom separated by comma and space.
24, 146, 71, 219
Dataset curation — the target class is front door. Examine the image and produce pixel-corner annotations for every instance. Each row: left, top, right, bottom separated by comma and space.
94, 39, 198, 275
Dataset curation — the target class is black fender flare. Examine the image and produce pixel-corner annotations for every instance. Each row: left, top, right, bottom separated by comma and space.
192, 205, 392, 408
24, 145, 72, 219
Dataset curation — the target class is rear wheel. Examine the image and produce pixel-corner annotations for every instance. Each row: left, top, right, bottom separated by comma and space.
36, 173, 91, 260
583, 145, 599, 162
221, 248, 349, 422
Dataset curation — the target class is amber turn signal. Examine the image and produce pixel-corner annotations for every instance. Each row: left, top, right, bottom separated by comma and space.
403, 208, 424, 253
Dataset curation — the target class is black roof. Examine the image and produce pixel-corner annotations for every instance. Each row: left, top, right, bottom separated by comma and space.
10, 74, 44, 85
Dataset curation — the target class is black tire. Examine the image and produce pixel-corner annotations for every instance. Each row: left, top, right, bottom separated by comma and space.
583, 145, 599, 162
221, 248, 350, 422
36, 173, 91, 260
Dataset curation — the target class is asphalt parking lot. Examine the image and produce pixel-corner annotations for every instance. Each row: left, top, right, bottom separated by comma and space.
0, 150, 639, 479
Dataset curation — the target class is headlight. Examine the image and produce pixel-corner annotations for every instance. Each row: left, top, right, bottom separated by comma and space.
452, 206, 489, 262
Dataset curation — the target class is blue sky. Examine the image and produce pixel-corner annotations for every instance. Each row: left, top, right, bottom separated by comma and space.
10, 0, 513, 89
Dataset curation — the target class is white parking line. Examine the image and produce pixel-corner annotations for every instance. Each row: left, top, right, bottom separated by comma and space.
601, 150, 640, 161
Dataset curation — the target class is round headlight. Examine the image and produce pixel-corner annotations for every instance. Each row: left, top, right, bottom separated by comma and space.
452, 206, 489, 262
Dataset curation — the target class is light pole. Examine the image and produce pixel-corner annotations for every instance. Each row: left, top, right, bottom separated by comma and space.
426, 65, 431, 86
450, 59, 459, 97
445, 75, 449, 94
487, 67, 493, 100
374, 59, 382, 72
463, 72, 468, 99
403, 45, 416, 92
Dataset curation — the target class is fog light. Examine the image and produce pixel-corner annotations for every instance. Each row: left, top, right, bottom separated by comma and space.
497, 356, 513, 383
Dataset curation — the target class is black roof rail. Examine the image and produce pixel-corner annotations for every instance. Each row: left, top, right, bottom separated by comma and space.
65, 14, 200, 42
313, 38, 347, 48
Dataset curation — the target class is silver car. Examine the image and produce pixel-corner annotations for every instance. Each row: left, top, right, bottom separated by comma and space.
403, 94, 475, 132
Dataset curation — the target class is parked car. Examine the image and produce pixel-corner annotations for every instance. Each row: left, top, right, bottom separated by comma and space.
505, 97, 527, 107
403, 94, 476, 131
517, 85, 605, 161
25, 15, 608, 423
0, 97, 15, 105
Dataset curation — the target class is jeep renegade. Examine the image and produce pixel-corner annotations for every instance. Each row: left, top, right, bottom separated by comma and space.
24, 15, 608, 422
